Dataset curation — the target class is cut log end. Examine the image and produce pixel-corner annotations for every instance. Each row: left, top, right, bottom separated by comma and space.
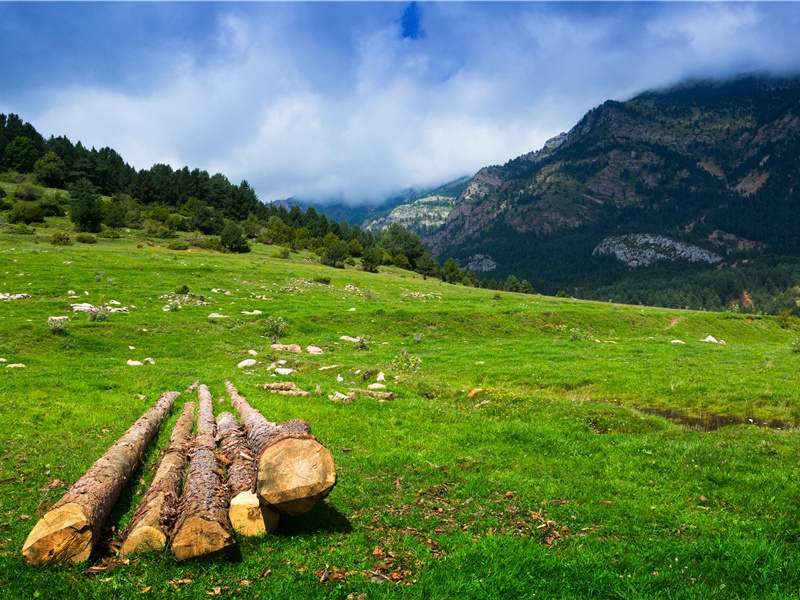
257, 437, 337, 516
229, 490, 280, 536
119, 525, 167, 558
22, 503, 92, 565
171, 516, 235, 562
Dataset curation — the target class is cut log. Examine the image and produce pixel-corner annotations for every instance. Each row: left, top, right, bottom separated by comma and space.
22, 392, 179, 565
216, 412, 279, 536
348, 388, 396, 400
226, 381, 336, 516
171, 385, 235, 561
119, 401, 196, 558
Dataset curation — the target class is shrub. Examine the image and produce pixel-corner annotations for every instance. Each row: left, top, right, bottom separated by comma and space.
87, 307, 110, 322
98, 229, 121, 239
50, 231, 73, 245
791, 338, 800, 353
3, 223, 34, 235
265, 316, 287, 342
276, 247, 291, 259
48, 319, 68, 336
74, 233, 97, 244
220, 221, 250, 253
392, 350, 421, 373
313, 277, 331, 285
168, 239, 190, 251
175, 284, 190, 295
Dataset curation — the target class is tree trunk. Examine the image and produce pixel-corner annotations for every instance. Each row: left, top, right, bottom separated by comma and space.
119, 401, 196, 558
22, 392, 179, 565
171, 385, 235, 561
216, 412, 279, 536
226, 381, 336, 516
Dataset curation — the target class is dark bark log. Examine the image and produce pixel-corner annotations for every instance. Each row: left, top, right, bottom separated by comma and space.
171, 385, 235, 561
226, 381, 336, 516
22, 392, 179, 565
119, 401, 196, 557
216, 412, 279, 535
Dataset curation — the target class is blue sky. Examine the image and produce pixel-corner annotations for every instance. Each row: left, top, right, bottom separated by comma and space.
2, 2, 800, 204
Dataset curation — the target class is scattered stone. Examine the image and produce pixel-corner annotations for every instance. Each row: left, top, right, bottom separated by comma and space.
354, 369, 361, 375
368, 383, 386, 390
319, 365, 341, 371
241, 310, 263, 315
47, 316, 69, 324
277, 360, 287, 366
0, 358, 6, 362
261, 382, 296, 390
70, 303, 95, 312
348, 308, 356, 312
67, 290, 75, 295
473, 400, 490, 409
128, 346, 136, 350
336, 375, 344, 383
329, 391, 353, 403
344, 285, 360, 292
280, 286, 303, 293
6, 363, 25, 368
315, 385, 322, 395
376, 371, 385, 382
475, 361, 485, 365
270, 344, 302, 353
340, 336, 360, 343
349, 388, 395, 400
143, 358, 155, 365
700, 335, 725, 344
248, 349, 258, 356
274, 368, 295, 376
670, 340, 686, 345
208, 313, 228, 318
306, 345, 324, 355
238, 359, 257, 369
0, 293, 31, 301
267, 362, 276, 371
108, 300, 121, 305
126, 360, 143, 366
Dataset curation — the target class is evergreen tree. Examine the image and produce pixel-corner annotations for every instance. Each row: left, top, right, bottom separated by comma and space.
69, 178, 103, 233
220, 221, 250, 253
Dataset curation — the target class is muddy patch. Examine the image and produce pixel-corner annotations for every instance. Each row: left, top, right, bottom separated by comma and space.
637, 407, 791, 431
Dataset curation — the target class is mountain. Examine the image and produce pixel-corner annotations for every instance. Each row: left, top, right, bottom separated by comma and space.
423, 74, 800, 309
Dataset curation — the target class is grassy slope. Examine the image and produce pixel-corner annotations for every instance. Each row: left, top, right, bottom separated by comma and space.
1, 222, 799, 599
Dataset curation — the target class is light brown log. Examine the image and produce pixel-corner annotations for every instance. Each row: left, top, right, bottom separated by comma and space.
22, 392, 179, 565
226, 381, 336, 516
348, 388, 396, 400
171, 385, 235, 561
216, 412, 279, 536
119, 401, 196, 558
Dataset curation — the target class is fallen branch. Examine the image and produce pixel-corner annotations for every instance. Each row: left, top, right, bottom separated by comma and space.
226, 381, 336, 516
348, 388, 396, 400
22, 392, 179, 565
119, 401, 196, 558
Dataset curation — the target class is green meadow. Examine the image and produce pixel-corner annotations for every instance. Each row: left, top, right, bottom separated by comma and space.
1, 222, 799, 599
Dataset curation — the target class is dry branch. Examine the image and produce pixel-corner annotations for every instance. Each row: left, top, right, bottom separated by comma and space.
22, 392, 179, 565
171, 385, 235, 561
226, 381, 336, 516
119, 401, 196, 558
216, 412, 279, 536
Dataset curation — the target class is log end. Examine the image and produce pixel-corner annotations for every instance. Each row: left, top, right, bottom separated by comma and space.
229, 490, 280, 536
257, 437, 337, 516
22, 503, 93, 565
171, 516, 235, 562
119, 525, 167, 558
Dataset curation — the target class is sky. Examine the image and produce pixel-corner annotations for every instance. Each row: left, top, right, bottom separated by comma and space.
2, 2, 800, 205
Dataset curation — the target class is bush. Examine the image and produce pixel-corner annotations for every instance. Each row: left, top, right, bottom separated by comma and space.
265, 316, 287, 342
50, 231, 73, 245
98, 229, 121, 239
313, 277, 331, 285
74, 233, 97, 244
220, 221, 250, 253
87, 307, 110, 322
48, 319, 68, 336
175, 284, 190, 295
9, 203, 45, 225
3, 223, 34, 235
168, 239, 190, 251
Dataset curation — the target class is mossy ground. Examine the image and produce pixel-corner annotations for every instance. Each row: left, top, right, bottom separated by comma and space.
1, 222, 799, 599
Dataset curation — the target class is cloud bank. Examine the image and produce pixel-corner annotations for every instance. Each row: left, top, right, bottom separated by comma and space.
2, 2, 799, 204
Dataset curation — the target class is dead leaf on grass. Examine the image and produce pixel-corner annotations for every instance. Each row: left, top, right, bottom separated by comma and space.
140, 586, 152, 594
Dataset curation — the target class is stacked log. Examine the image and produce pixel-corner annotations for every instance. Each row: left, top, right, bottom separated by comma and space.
226, 381, 336, 516
119, 401, 196, 557
216, 412, 279, 536
22, 391, 179, 565
171, 385, 235, 561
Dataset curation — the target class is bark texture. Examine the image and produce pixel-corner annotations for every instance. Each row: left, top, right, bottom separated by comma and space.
22, 392, 179, 565
226, 381, 336, 516
171, 385, 235, 561
119, 401, 196, 557
216, 412, 279, 535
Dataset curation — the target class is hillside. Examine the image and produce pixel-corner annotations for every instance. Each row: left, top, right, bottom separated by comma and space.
424, 75, 800, 311
1, 224, 800, 598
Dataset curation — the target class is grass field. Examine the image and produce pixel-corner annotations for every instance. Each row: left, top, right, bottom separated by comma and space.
1, 221, 799, 599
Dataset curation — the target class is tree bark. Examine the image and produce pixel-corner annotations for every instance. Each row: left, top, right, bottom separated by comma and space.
226, 381, 336, 516
216, 412, 279, 536
119, 401, 196, 558
22, 391, 179, 565
171, 385, 235, 561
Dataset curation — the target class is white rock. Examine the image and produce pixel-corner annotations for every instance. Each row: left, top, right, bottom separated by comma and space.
84, 291, 89, 295
670, 340, 686, 344
277, 360, 287, 366
108, 300, 121, 305
319, 365, 341, 371
47, 316, 69, 323
127, 360, 143, 366
275, 367, 295, 376
349, 308, 356, 312
208, 313, 228, 318
129, 346, 136, 350
368, 383, 386, 390
143, 357, 155, 365
0, 358, 6, 362
340, 336, 360, 343
6, 363, 26, 368
336, 375, 344, 383
241, 310, 263, 315
67, 290, 75, 295
162, 306, 171, 312
701, 335, 719, 344
267, 362, 276, 371
329, 391, 350, 402
376, 371, 385, 382
71, 303, 95, 312
238, 359, 257, 368
306, 345, 324, 355
248, 349, 258, 356
354, 369, 361, 375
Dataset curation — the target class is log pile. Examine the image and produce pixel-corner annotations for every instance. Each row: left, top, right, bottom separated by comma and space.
22, 392, 179, 565
216, 412, 279, 536
171, 385, 236, 561
226, 381, 337, 516
119, 401, 195, 558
